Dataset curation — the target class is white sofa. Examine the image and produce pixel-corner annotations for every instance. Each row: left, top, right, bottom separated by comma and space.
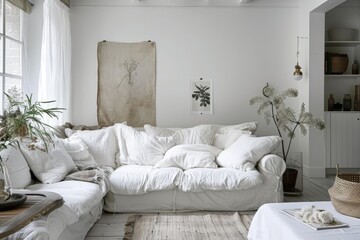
105, 122, 286, 212
1, 144, 107, 240
1, 122, 286, 239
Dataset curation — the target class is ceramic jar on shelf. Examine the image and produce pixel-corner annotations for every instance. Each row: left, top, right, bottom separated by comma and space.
343, 94, 351, 111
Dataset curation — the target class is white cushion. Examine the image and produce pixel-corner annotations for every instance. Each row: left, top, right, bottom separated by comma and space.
0, 147, 32, 189
154, 144, 221, 170
70, 127, 117, 168
213, 130, 252, 149
109, 165, 183, 195
59, 137, 97, 170
215, 122, 258, 134
216, 135, 281, 171
20, 140, 77, 184
143, 125, 175, 137
116, 124, 176, 166
144, 124, 216, 145
26, 180, 104, 216
179, 168, 263, 192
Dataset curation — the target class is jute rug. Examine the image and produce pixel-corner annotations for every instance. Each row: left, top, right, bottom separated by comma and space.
123, 212, 255, 240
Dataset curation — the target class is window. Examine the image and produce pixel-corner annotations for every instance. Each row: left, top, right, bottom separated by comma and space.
0, 0, 24, 111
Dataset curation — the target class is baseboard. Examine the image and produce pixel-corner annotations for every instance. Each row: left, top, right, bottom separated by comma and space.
326, 168, 360, 175
303, 166, 326, 178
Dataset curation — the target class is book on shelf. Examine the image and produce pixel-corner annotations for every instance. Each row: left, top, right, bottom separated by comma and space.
281, 208, 349, 230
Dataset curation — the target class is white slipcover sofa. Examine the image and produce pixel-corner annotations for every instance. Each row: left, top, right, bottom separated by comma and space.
1, 121, 286, 239
104, 122, 286, 212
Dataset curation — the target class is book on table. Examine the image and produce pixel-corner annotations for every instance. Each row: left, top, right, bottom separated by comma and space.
281, 208, 349, 230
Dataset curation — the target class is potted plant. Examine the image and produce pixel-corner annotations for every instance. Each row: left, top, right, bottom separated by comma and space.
250, 83, 325, 193
0, 87, 63, 201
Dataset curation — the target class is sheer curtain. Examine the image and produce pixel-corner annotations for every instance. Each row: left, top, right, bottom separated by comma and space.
22, 10, 31, 95
38, 0, 71, 126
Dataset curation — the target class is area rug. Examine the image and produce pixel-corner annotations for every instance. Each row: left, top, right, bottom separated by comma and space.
123, 212, 255, 240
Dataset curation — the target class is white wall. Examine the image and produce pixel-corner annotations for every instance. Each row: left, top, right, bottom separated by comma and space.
70, 4, 299, 136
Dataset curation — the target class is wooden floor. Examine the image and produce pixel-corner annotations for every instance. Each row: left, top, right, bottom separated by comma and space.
85, 175, 335, 239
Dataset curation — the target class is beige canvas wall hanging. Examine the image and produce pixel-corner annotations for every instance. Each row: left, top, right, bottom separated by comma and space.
97, 41, 156, 127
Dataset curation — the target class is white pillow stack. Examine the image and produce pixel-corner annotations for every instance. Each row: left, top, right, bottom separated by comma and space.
216, 135, 281, 171
116, 124, 176, 166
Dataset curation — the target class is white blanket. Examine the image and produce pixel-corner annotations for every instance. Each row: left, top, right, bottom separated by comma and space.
154, 144, 222, 170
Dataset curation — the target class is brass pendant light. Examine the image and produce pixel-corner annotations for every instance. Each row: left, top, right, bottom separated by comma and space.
293, 36, 303, 81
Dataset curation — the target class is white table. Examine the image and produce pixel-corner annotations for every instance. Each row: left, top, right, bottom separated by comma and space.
248, 201, 360, 240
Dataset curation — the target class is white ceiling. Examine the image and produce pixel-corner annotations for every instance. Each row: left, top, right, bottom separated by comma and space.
71, 0, 300, 8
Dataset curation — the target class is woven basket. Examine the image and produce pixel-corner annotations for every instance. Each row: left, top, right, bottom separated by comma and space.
328, 164, 360, 218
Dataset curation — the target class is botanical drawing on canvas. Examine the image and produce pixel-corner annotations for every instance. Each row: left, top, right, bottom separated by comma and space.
122, 59, 139, 85
191, 78, 213, 114
97, 41, 156, 127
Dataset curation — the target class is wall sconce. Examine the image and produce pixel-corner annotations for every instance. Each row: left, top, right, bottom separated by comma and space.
293, 36, 308, 81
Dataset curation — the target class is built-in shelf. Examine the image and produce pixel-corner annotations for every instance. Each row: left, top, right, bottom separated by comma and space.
325, 41, 360, 47
325, 74, 360, 79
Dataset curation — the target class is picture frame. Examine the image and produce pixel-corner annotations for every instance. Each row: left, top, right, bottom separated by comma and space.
190, 78, 213, 115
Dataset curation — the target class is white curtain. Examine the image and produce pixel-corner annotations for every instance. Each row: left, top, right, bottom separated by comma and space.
21, 10, 32, 96
38, 0, 71, 126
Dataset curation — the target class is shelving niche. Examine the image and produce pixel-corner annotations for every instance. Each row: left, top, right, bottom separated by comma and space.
324, 28, 360, 111
324, 1, 360, 169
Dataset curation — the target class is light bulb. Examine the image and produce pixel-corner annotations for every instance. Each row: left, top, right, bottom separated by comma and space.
293, 64, 303, 81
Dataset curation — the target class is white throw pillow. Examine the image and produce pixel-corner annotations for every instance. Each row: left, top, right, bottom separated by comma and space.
65, 128, 76, 137
143, 125, 176, 137
154, 144, 221, 170
216, 135, 281, 171
215, 122, 258, 134
116, 124, 176, 166
70, 126, 117, 168
144, 124, 216, 145
59, 137, 97, 170
20, 140, 77, 184
0, 147, 32, 189
213, 130, 252, 149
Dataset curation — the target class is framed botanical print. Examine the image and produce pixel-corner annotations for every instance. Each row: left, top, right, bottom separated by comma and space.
191, 78, 213, 115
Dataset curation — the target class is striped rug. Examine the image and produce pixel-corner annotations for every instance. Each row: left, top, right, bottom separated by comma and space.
123, 212, 255, 240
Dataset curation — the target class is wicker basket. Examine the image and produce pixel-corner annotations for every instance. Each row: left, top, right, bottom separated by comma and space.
328, 164, 360, 218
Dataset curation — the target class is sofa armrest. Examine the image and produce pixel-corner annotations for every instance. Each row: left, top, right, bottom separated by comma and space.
257, 154, 286, 202
257, 154, 286, 178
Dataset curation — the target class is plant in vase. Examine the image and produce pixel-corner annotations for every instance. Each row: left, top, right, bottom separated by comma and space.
250, 83, 325, 193
0, 87, 63, 201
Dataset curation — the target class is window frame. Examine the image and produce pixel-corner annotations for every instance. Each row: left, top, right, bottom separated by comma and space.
0, 0, 24, 111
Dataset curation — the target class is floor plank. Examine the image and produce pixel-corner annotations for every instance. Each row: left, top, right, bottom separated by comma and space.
85, 175, 336, 239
